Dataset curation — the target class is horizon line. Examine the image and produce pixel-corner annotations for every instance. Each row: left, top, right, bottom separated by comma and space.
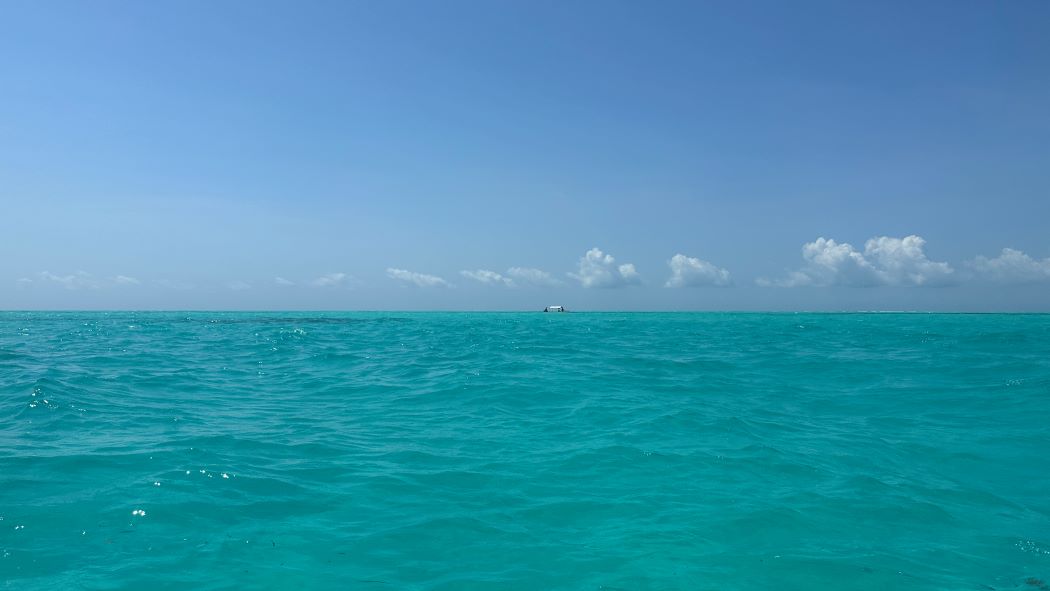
3, 309, 1050, 315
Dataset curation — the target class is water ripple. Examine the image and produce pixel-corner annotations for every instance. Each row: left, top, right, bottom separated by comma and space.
1, 312, 1049, 589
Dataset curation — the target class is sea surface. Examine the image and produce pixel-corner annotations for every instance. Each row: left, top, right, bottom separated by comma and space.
2, 312, 1049, 590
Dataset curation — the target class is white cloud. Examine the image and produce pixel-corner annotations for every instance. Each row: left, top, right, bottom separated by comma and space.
970, 248, 1050, 283
506, 267, 562, 287
761, 237, 882, 287
460, 269, 514, 287
113, 275, 140, 285
274, 276, 295, 286
311, 273, 349, 287
761, 235, 954, 287
227, 280, 251, 291
569, 247, 641, 288
15, 277, 32, 288
864, 236, 954, 286
37, 271, 100, 290
461, 267, 564, 287
387, 268, 451, 288
665, 254, 731, 287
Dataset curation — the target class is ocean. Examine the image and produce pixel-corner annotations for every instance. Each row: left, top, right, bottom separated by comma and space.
2, 312, 1048, 590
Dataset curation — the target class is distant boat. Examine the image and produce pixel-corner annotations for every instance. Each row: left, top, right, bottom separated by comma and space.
543, 305, 566, 313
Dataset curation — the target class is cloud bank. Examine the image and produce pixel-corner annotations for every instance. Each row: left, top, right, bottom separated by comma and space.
114, 275, 141, 285
13, 240, 1046, 297
311, 273, 349, 287
970, 248, 1050, 283
507, 267, 562, 287
387, 268, 450, 288
460, 267, 563, 287
34, 271, 101, 290
665, 254, 731, 287
460, 269, 514, 286
569, 248, 641, 288
761, 235, 955, 287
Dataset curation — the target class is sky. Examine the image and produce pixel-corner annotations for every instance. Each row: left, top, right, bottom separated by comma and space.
2, 0, 1048, 311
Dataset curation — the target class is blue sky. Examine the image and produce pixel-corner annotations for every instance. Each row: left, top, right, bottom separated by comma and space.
2, 1, 1048, 310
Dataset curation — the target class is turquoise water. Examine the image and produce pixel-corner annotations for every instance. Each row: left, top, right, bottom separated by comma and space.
2, 312, 1049, 590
